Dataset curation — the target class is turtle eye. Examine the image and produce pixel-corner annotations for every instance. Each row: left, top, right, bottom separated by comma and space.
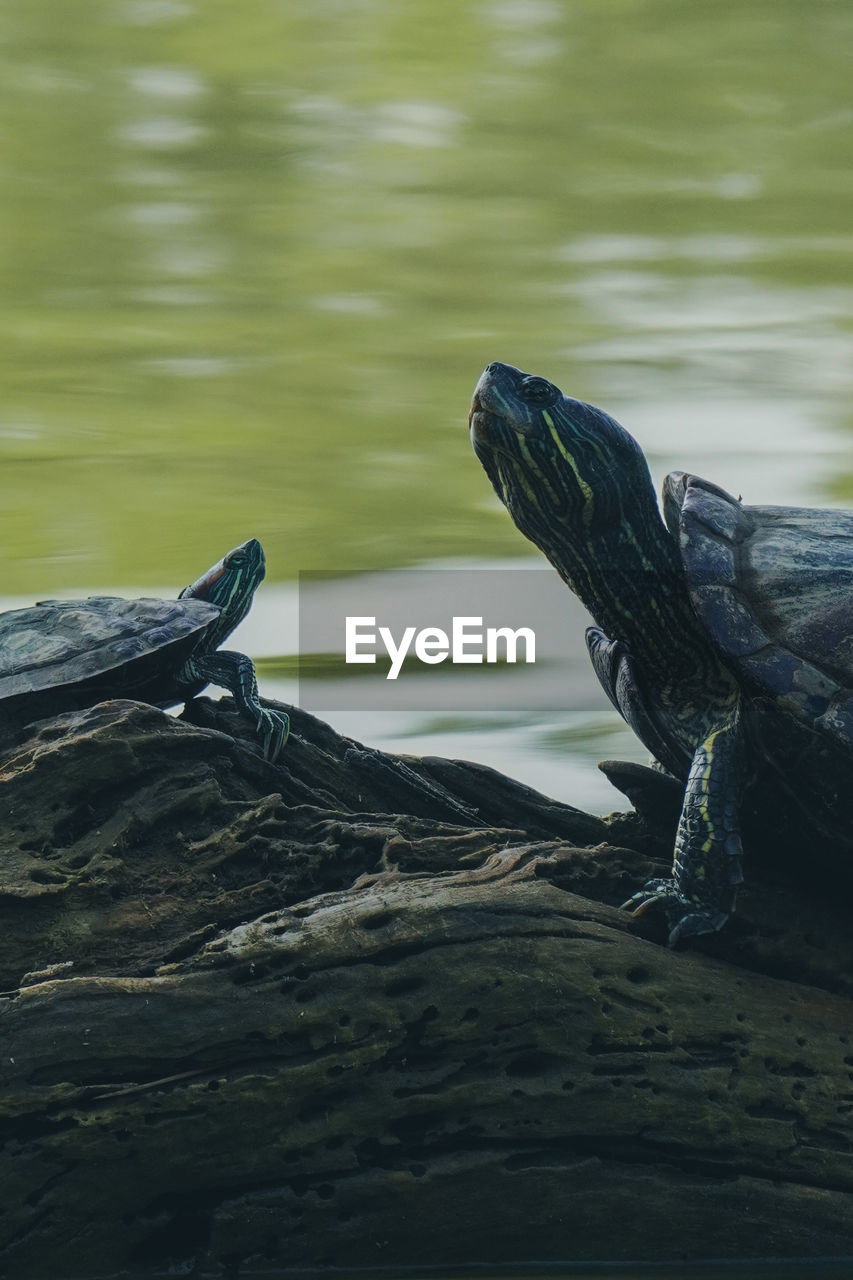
519, 377, 556, 406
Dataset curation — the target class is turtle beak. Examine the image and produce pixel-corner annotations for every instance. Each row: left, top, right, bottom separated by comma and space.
469, 363, 533, 447
469, 373, 500, 447
468, 390, 491, 449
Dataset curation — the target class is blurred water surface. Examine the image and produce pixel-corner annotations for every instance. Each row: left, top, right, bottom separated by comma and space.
2, 0, 853, 807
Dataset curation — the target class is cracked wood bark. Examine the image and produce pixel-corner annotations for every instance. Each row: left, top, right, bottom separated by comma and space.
1, 697, 853, 1277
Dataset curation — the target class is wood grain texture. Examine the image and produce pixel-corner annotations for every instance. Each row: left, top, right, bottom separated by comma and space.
1, 697, 852, 1277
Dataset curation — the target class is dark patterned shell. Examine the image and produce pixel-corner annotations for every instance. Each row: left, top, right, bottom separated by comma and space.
667, 472, 853, 748
0, 596, 220, 703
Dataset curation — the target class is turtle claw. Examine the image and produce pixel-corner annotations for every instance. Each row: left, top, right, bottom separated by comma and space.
258, 707, 290, 763
619, 877, 679, 915
621, 877, 729, 948
666, 909, 729, 948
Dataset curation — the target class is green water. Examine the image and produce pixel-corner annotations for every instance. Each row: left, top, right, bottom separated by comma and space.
2, 0, 853, 791
3, 0, 853, 802
2, 0, 853, 595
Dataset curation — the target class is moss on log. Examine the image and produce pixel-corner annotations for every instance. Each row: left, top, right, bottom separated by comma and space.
1, 697, 853, 1277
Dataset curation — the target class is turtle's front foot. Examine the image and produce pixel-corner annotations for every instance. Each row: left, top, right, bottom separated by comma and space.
189, 648, 290, 762
257, 706, 289, 763
621, 878, 729, 948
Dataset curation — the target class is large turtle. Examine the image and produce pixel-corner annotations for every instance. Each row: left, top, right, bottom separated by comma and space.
0, 538, 288, 761
469, 360, 853, 944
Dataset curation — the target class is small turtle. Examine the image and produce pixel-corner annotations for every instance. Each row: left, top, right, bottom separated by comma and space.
0, 539, 288, 761
469, 360, 853, 944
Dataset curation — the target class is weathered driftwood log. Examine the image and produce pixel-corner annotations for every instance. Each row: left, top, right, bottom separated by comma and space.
1, 697, 853, 1278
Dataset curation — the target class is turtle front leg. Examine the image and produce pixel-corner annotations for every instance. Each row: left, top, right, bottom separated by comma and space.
623, 701, 744, 946
586, 626, 687, 777
181, 649, 289, 762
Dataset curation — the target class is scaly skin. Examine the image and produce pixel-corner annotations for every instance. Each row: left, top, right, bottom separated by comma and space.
178, 540, 289, 762
469, 361, 743, 944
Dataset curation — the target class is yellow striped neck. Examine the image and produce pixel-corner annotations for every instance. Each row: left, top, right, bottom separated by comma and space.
548, 508, 710, 682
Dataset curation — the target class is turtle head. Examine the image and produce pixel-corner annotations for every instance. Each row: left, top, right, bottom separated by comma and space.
469, 362, 690, 646
179, 538, 265, 644
469, 361, 656, 549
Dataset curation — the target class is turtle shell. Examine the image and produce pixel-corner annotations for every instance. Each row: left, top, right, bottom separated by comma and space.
0, 595, 221, 715
666, 471, 853, 749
